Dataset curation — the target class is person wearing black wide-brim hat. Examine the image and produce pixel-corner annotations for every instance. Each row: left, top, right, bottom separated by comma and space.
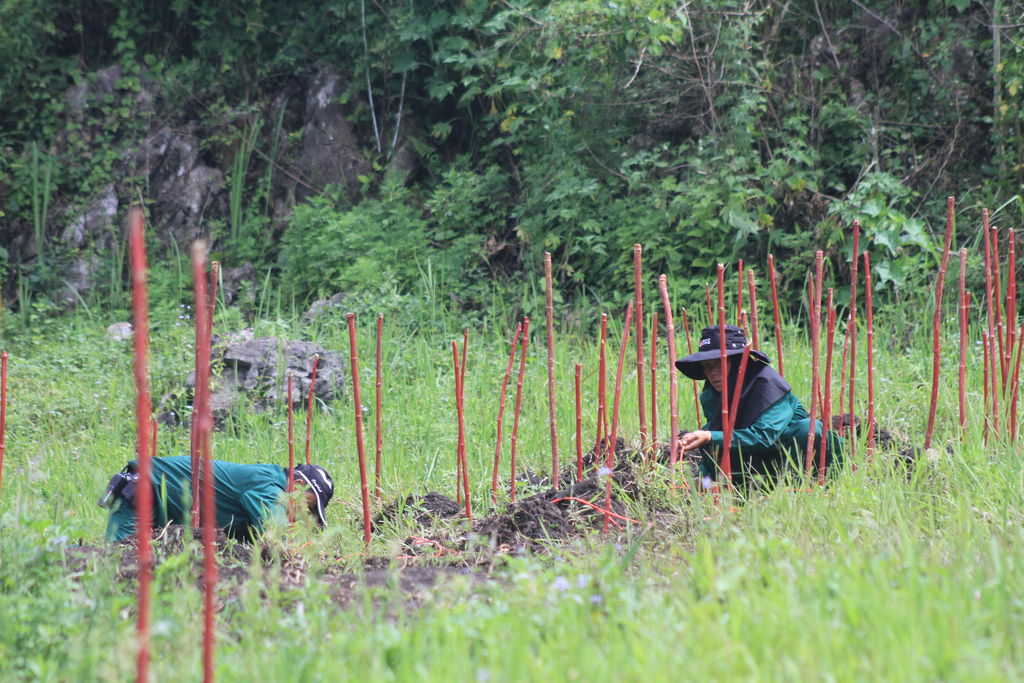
676, 325, 842, 489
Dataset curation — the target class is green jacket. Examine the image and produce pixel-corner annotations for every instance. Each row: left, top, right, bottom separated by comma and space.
106, 456, 289, 542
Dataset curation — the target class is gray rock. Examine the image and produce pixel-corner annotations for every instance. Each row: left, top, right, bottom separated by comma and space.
186, 335, 346, 426
62, 184, 119, 250
293, 67, 373, 202
106, 322, 133, 341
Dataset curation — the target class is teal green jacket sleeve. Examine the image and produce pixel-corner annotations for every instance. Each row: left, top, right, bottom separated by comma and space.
702, 392, 800, 453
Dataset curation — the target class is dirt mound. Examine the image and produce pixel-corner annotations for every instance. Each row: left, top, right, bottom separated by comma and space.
372, 491, 463, 532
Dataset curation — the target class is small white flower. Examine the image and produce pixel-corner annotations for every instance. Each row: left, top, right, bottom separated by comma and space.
577, 575, 589, 589
552, 577, 569, 591
701, 476, 714, 490
597, 466, 612, 477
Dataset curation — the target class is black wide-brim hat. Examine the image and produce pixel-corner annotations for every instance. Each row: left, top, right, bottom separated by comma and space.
294, 464, 334, 527
674, 324, 770, 380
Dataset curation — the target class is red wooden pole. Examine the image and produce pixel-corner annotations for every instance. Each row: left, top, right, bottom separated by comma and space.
649, 311, 659, 460
575, 362, 583, 481
605, 302, 633, 533
459, 328, 469, 500
1007, 230, 1017, 392
681, 308, 701, 430
634, 245, 648, 451
747, 269, 760, 351
848, 220, 859, 469
924, 197, 956, 450
492, 323, 522, 504
544, 253, 560, 484
768, 254, 785, 377
864, 251, 875, 458
737, 259, 744, 326
959, 248, 968, 437
805, 253, 823, 476
287, 373, 295, 525
821, 289, 836, 484
983, 332, 991, 445
509, 318, 530, 502
659, 277, 687, 489
992, 221, 1006, 385
717, 264, 732, 490
190, 240, 217, 683
128, 208, 154, 683
725, 344, 753, 440
452, 341, 471, 521
346, 313, 371, 547
306, 355, 319, 467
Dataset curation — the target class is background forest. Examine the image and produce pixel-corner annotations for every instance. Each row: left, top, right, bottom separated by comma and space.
0, 0, 1022, 328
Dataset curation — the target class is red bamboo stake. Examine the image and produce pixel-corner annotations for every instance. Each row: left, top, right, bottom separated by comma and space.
992, 222, 1006, 384
634, 244, 648, 451
128, 208, 153, 683
992, 322, 1001, 439
509, 318, 530, 502
287, 372, 295, 525
821, 289, 836, 483
346, 313, 371, 547
544, 253, 560, 484
681, 308, 701, 430
705, 283, 713, 322
924, 197, 956, 450
805, 253, 823, 476
983, 332, 991, 445
848, 220, 859, 469
649, 311, 659, 459
1007, 230, 1017, 392
659, 276, 687, 489
190, 240, 217, 683
984, 209, 996, 376
459, 328, 469, 500
747, 269, 760, 351
741, 310, 749, 341
595, 314, 608, 461
452, 342, 471, 521
864, 252, 875, 458
372, 316, 382, 495
737, 259, 744, 326
768, 254, 785, 378
492, 323, 522, 504
717, 264, 732, 490
575, 362, 583, 481
959, 248, 968, 437
605, 302, 633, 533
189, 244, 210, 528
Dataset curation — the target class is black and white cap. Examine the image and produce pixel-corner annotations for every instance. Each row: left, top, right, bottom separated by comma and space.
294, 464, 334, 527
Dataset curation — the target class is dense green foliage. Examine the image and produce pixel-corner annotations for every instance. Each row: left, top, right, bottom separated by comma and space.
0, 0, 1022, 323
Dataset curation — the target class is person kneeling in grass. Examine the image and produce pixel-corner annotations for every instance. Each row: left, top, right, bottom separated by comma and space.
675, 324, 843, 490
101, 456, 334, 542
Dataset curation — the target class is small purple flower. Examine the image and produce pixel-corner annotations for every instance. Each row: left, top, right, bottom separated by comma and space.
590, 594, 602, 604
552, 577, 570, 591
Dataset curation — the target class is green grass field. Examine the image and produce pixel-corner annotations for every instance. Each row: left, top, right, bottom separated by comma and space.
1, 298, 1022, 682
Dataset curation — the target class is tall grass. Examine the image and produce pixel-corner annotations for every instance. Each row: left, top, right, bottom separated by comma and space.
0, 282, 1021, 681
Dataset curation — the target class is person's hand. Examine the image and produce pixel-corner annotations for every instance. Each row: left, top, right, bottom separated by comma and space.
680, 430, 712, 451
